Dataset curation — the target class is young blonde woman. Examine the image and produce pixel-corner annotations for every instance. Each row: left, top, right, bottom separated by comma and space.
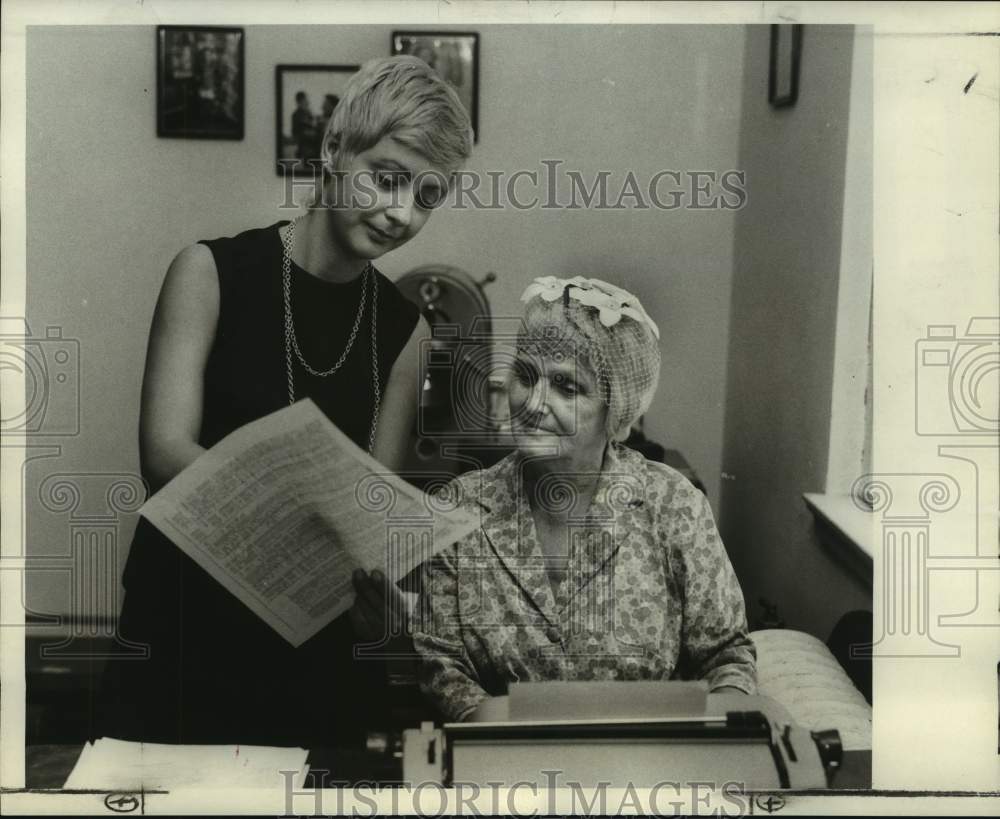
99, 56, 473, 746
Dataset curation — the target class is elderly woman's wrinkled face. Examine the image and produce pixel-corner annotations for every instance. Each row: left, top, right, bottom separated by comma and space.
508, 349, 608, 459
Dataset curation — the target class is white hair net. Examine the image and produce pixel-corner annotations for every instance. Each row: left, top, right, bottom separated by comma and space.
517, 277, 661, 441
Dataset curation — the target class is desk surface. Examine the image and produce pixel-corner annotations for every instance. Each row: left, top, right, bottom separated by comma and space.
24, 743, 870, 791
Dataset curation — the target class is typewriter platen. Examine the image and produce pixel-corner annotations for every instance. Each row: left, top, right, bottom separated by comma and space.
399, 684, 843, 790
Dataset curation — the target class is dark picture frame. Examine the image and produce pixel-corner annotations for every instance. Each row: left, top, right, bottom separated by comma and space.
392, 31, 480, 141
275, 64, 359, 177
156, 26, 244, 139
768, 24, 803, 109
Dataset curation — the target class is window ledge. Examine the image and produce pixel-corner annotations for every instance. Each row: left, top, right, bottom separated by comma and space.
803, 492, 875, 586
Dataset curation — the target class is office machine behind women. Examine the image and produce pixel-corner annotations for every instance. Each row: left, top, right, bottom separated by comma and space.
414, 277, 756, 722
97, 56, 473, 746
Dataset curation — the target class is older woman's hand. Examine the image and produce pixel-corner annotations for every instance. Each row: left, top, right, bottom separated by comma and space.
349, 569, 409, 643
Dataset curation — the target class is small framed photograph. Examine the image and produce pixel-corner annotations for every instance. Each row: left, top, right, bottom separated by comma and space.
156, 26, 244, 139
392, 31, 479, 141
768, 24, 804, 109
276, 64, 359, 177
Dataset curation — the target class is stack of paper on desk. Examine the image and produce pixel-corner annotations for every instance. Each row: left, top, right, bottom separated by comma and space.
63, 738, 309, 790
140, 399, 479, 647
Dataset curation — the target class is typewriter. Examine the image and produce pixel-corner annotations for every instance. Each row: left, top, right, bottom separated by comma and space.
398, 682, 842, 790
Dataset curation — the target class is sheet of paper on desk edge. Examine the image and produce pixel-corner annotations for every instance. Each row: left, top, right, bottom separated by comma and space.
139, 399, 479, 647
63, 738, 309, 790
508, 680, 710, 721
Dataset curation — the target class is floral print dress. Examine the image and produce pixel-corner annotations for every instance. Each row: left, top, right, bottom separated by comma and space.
413, 443, 757, 722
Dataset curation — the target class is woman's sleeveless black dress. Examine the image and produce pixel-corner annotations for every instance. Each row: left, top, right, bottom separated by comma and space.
98, 222, 420, 746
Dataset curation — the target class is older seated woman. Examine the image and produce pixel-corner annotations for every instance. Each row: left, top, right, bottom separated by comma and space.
413, 276, 755, 722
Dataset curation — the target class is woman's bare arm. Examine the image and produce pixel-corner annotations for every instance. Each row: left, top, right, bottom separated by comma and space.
350, 314, 431, 640
371, 314, 431, 471
139, 243, 220, 492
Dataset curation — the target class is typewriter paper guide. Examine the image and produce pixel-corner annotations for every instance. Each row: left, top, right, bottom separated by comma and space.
507, 680, 711, 722
139, 399, 479, 648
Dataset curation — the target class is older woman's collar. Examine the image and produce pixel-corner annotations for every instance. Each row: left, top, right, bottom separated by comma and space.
587, 443, 646, 520
468, 444, 647, 518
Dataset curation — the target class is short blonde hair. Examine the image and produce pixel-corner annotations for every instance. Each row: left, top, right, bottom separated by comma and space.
321, 56, 473, 174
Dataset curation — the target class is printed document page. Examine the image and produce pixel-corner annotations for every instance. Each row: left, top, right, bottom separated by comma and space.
140, 400, 479, 647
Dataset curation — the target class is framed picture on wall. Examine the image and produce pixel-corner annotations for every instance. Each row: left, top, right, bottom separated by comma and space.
391, 31, 479, 141
276, 64, 359, 177
156, 26, 244, 139
768, 24, 803, 108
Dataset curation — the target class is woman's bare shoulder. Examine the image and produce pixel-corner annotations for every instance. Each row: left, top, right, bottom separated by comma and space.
165, 242, 217, 286
154, 243, 220, 315
145, 243, 221, 349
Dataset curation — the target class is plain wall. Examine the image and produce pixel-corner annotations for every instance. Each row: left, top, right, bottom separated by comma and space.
25, 24, 745, 617
719, 25, 872, 640
826, 27, 873, 495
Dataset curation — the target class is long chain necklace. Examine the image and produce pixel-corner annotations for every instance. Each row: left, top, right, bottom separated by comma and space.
281, 218, 381, 454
